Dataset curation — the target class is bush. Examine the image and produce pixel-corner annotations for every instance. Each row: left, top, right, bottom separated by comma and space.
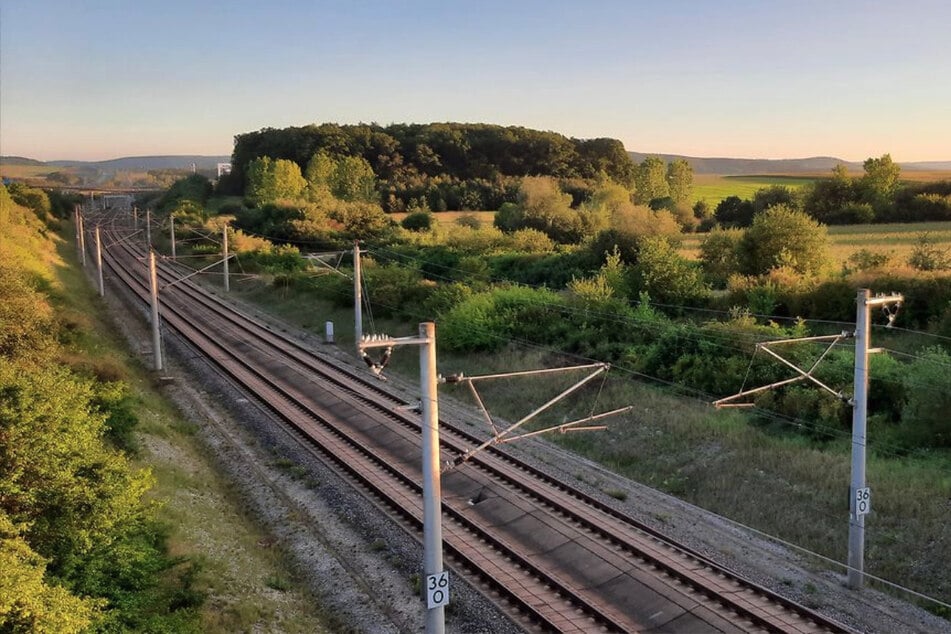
900, 346, 951, 447
908, 233, 951, 271
362, 263, 435, 319
828, 202, 875, 224
455, 213, 482, 229
628, 236, 709, 306
846, 249, 890, 273
401, 211, 433, 232
439, 286, 564, 352
508, 228, 554, 253
738, 205, 829, 276
699, 229, 742, 288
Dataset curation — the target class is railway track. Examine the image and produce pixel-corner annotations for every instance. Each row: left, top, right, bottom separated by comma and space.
93, 213, 854, 633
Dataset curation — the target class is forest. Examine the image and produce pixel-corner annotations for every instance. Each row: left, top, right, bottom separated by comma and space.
222, 122, 639, 211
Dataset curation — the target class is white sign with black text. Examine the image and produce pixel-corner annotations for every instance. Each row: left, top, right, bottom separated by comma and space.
426, 571, 450, 609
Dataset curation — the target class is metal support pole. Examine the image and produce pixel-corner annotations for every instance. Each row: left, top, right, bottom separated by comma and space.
78, 211, 87, 267
354, 241, 363, 347
848, 289, 869, 589
74, 207, 82, 259
847, 289, 902, 589
133, 206, 138, 230
145, 208, 152, 248
419, 322, 445, 634
222, 225, 230, 292
95, 226, 104, 297
170, 215, 176, 260
149, 251, 163, 372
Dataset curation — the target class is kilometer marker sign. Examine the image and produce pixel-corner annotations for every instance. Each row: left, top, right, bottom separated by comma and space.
426, 571, 450, 609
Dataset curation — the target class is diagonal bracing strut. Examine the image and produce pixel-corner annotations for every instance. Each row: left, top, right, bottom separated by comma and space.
443, 363, 631, 471
712, 332, 853, 408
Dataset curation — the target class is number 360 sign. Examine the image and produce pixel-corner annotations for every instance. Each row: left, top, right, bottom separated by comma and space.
855, 487, 871, 517
426, 571, 450, 609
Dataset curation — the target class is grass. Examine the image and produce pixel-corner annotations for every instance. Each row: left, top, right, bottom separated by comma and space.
678, 220, 951, 266
691, 175, 816, 206
0, 163, 60, 179
54, 224, 334, 633
228, 275, 951, 612
390, 210, 496, 228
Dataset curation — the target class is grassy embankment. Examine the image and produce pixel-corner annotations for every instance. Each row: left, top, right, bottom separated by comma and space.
55, 228, 333, 631
224, 271, 951, 616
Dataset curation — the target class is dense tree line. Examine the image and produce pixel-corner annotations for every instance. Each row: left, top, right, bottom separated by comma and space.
224, 122, 638, 211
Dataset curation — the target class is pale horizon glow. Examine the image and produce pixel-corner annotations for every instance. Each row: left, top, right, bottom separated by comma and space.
2, 1, 949, 163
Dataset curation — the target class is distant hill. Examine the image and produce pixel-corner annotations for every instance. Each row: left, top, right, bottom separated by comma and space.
628, 152, 862, 175
0, 156, 47, 166
45, 155, 232, 171
628, 152, 951, 175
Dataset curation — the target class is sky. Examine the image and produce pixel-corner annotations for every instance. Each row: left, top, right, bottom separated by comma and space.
2, 0, 949, 163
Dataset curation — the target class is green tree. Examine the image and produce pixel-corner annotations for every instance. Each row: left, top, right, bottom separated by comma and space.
304, 151, 336, 199
860, 153, 901, 200
0, 514, 97, 634
0, 363, 153, 568
245, 157, 306, 206
752, 185, 800, 214
327, 200, 395, 241
666, 159, 693, 203
629, 236, 709, 305
588, 202, 682, 265
738, 205, 829, 276
331, 155, 378, 202
633, 157, 669, 205
493, 201, 523, 233
804, 164, 859, 223
714, 195, 755, 228
513, 176, 582, 243
699, 228, 743, 287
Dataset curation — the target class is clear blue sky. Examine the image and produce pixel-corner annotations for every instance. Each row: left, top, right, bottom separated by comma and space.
2, 0, 949, 162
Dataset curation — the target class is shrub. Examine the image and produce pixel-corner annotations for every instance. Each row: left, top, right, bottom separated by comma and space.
828, 202, 875, 224
846, 249, 890, 273
439, 286, 564, 352
900, 346, 951, 447
401, 211, 433, 232
738, 205, 829, 276
699, 228, 742, 288
454, 213, 482, 229
508, 228, 554, 253
908, 233, 951, 271
362, 263, 434, 319
628, 236, 709, 306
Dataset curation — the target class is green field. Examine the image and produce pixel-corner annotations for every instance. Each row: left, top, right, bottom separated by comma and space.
679, 220, 951, 266
691, 175, 817, 206
0, 163, 59, 179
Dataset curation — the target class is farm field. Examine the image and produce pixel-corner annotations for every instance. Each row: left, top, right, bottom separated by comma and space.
390, 209, 496, 227
691, 174, 816, 206
0, 163, 59, 179
678, 220, 951, 266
